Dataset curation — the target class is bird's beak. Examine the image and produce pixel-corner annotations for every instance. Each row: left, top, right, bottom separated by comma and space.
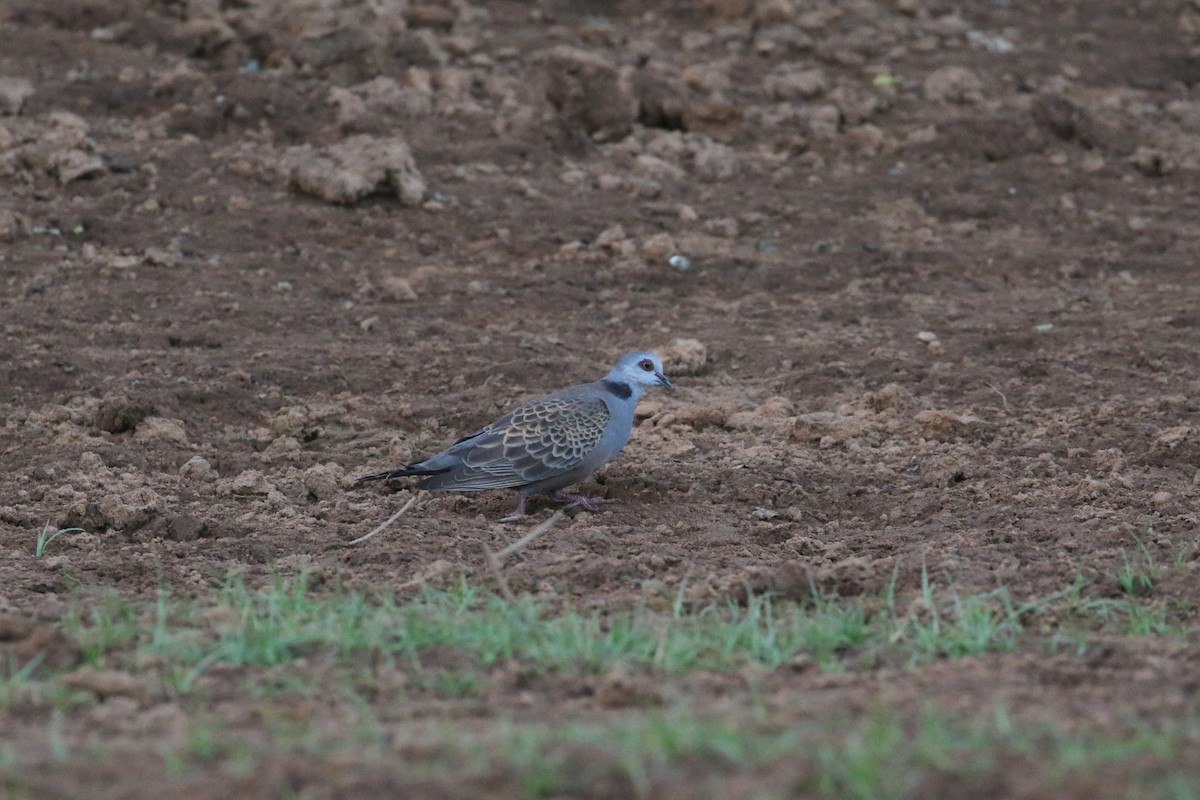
656, 372, 674, 392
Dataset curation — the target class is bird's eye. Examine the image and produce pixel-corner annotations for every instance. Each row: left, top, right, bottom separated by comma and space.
639, 360, 654, 371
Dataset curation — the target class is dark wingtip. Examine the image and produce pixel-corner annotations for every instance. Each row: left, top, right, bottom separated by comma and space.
354, 465, 450, 485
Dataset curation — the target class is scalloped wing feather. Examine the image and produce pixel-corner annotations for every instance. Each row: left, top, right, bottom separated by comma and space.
421, 392, 611, 491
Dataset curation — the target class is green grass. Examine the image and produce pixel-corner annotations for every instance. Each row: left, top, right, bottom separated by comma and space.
33, 522, 85, 557
1115, 534, 1161, 596
9, 701, 1197, 800
38, 566, 1193, 700
4, 568, 1199, 798
51, 570, 1035, 695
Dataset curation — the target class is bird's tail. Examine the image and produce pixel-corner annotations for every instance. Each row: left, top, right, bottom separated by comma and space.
353, 465, 448, 485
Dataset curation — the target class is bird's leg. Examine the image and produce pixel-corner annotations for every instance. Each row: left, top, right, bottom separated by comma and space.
551, 491, 615, 511
499, 494, 528, 523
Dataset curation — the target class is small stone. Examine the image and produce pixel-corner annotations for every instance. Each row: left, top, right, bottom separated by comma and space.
917, 331, 938, 343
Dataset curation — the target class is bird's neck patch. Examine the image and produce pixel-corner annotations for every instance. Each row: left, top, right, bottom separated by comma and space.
602, 379, 633, 399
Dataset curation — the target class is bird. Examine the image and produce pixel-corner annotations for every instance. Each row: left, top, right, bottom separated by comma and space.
355, 350, 673, 519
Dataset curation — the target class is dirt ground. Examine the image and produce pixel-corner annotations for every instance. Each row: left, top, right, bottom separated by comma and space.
2, 0, 1200, 796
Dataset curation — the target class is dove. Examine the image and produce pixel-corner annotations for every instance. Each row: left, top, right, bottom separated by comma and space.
355, 350, 673, 519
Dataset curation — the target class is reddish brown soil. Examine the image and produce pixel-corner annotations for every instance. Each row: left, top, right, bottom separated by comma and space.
2, 0, 1199, 796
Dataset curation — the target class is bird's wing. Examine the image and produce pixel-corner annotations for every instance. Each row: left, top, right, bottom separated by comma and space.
438, 391, 611, 490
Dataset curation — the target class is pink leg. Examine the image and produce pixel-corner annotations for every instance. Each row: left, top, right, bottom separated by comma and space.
499, 494, 528, 522
551, 491, 616, 512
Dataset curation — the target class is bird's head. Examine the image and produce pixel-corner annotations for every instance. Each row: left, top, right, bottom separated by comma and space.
609, 350, 673, 394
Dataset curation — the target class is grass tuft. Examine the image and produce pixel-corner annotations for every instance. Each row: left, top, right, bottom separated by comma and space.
33, 522, 85, 557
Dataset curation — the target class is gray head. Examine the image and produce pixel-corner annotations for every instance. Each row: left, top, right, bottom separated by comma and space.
605, 350, 673, 397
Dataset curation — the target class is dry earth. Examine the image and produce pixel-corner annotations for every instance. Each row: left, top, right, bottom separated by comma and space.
2, 0, 1200, 797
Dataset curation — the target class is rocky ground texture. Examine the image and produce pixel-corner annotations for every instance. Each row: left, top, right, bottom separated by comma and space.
2, 0, 1200, 797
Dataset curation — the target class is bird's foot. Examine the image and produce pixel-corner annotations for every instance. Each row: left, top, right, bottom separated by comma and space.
499, 495, 528, 522
551, 492, 615, 512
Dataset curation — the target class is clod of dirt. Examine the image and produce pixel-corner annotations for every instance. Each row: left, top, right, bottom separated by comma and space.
595, 223, 634, 256
541, 46, 638, 142
93, 395, 155, 434
923, 66, 984, 104
99, 487, 162, 531
164, 513, 211, 542
280, 135, 426, 206
0, 77, 34, 115
227, 469, 275, 496
303, 463, 346, 500
640, 232, 678, 264
1153, 425, 1192, 449
15, 111, 106, 184
268, 402, 347, 436
132, 417, 189, 445
659, 338, 708, 376
179, 456, 218, 482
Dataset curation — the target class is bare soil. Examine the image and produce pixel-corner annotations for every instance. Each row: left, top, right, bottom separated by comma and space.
2, 0, 1200, 796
